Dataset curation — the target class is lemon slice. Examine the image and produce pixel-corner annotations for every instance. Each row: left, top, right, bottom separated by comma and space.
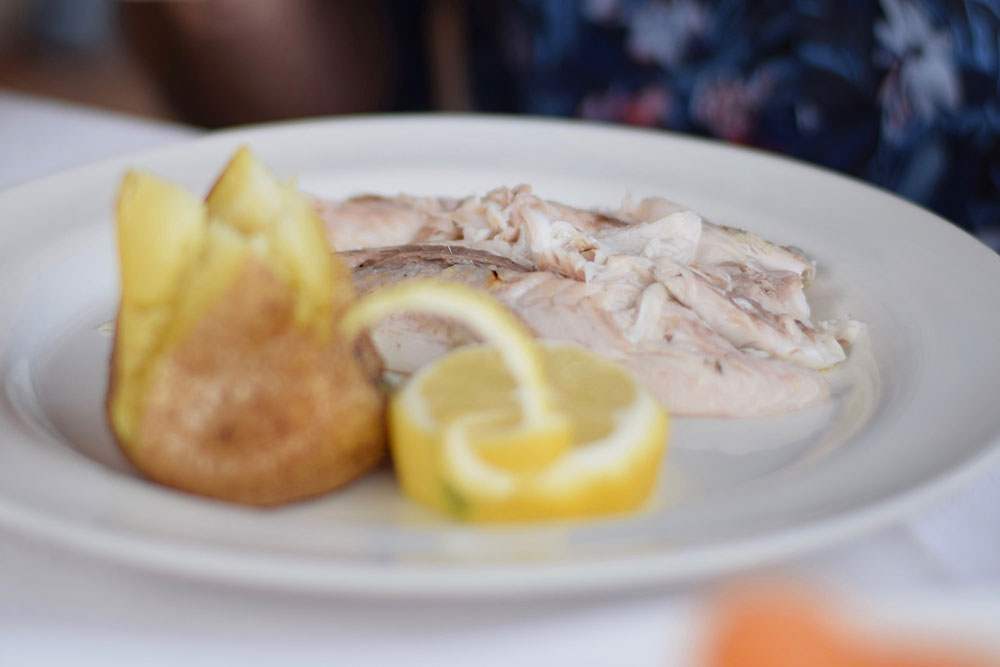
343, 281, 669, 521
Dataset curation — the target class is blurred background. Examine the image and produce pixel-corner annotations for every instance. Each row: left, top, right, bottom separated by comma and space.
0, 0, 997, 250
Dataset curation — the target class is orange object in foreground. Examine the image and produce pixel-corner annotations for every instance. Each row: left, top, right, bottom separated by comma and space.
703, 590, 996, 667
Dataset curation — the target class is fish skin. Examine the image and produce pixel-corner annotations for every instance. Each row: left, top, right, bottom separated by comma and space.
344, 244, 529, 274
345, 246, 526, 376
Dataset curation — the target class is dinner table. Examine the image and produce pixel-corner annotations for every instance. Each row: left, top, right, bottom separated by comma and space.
1, 88, 998, 666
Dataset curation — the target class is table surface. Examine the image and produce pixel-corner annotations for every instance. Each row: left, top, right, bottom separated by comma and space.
1, 89, 998, 666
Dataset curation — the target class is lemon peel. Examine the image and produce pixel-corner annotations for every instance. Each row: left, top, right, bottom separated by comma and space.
345, 281, 669, 521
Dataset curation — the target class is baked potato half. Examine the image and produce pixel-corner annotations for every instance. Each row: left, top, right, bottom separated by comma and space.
108, 147, 386, 506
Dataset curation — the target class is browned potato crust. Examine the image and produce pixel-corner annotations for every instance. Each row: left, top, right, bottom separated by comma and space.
110, 261, 385, 506
107, 148, 387, 506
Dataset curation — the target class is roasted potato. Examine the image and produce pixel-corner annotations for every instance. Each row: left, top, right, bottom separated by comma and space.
107, 147, 386, 506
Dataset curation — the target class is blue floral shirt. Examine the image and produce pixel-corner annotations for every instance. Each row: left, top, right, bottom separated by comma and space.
469, 0, 1000, 250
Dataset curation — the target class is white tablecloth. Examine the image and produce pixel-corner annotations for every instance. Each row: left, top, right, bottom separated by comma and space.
1, 89, 998, 666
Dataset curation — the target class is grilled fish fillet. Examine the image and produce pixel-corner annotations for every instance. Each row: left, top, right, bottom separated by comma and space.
322, 186, 860, 417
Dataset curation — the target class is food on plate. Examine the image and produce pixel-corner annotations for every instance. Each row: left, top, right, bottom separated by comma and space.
107, 147, 386, 506
343, 281, 668, 522
319, 187, 861, 417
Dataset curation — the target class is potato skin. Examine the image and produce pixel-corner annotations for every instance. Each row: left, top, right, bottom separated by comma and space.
107, 259, 386, 506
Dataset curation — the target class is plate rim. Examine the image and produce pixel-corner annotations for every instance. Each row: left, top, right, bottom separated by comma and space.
1, 437, 997, 598
2, 113, 1000, 597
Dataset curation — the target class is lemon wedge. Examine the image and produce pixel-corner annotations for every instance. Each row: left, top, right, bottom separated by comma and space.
343, 281, 669, 521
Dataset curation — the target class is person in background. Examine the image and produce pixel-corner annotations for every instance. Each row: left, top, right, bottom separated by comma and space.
17, 0, 997, 250
119, 1, 401, 126
466, 0, 999, 251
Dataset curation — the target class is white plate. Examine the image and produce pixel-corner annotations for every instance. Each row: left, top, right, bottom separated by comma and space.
1, 116, 999, 597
